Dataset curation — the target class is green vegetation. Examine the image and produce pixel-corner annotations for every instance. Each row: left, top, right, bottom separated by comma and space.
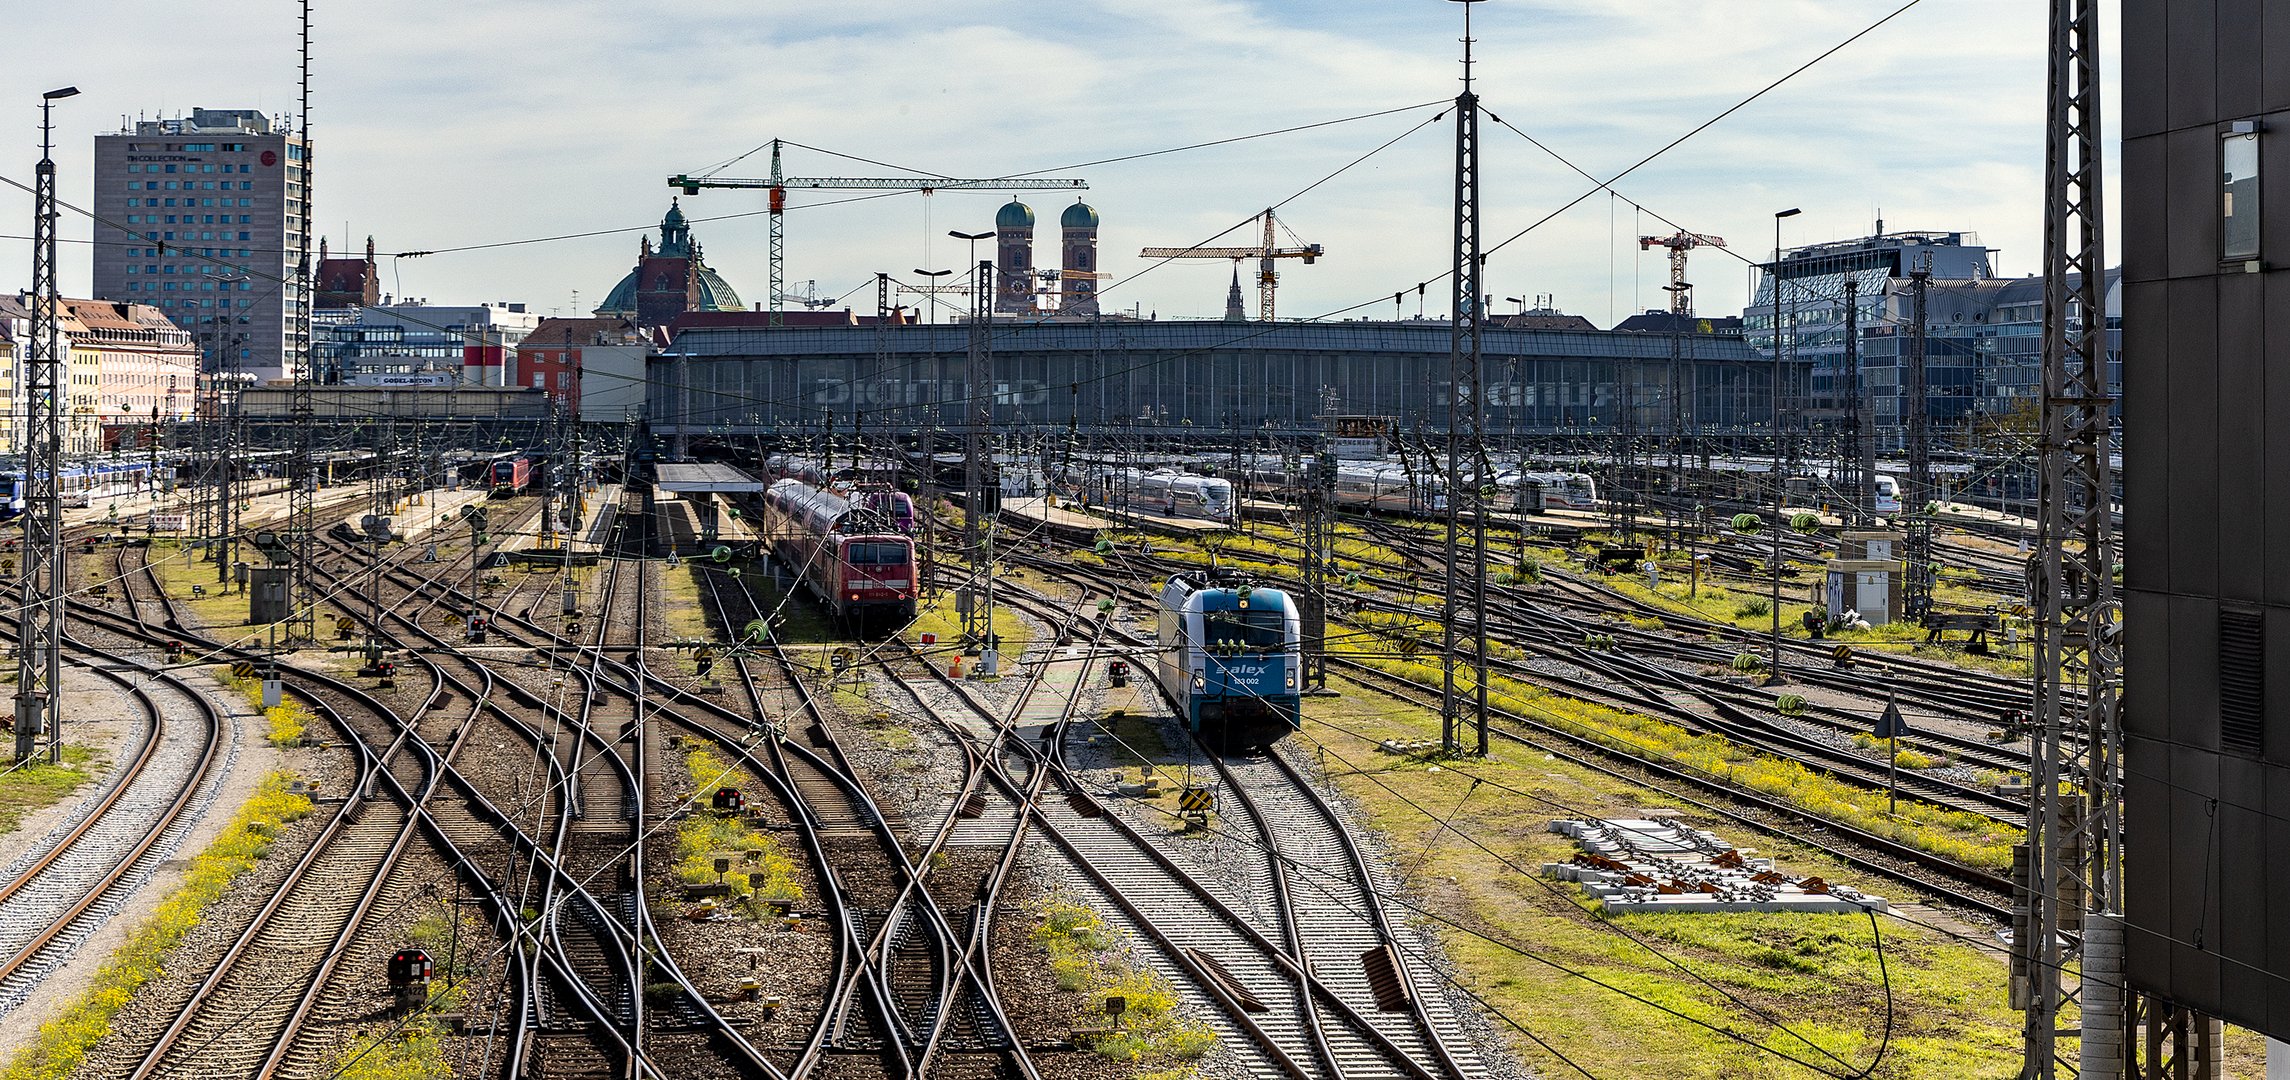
219, 669, 314, 747
143, 541, 255, 627
1342, 621, 2015, 870
1034, 895, 1216, 1068
0, 745, 100, 837
2, 772, 312, 1080
328, 1015, 454, 1080
903, 588, 1033, 660
1301, 683, 2027, 1079
673, 748, 801, 913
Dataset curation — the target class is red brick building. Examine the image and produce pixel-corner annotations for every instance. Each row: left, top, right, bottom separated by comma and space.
518, 316, 645, 413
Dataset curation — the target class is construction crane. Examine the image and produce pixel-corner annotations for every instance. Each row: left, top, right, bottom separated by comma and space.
1637, 230, 1727, 316
669, 139, 1085, 325
1140, 208, 1324, 321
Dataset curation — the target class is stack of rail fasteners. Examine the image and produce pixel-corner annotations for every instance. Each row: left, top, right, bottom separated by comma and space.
1540, 818, 1884, 914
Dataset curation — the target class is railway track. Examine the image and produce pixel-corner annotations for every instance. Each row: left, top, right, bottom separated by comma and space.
1001, 551, 2017, 921
0, 635, 225, 1019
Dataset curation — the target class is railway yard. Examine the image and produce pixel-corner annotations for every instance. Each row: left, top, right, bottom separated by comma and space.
0, 464, 2237, 1080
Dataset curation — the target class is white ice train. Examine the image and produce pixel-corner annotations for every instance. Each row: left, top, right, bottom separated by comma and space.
1872, 474, 1903, 515
1084, 468, 1235, 522
1515, 471, 1599, 511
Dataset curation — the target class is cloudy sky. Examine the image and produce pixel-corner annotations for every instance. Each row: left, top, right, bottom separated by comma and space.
7, 0, 2114, 327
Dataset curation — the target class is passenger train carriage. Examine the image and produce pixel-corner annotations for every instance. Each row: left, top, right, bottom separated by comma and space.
1, 460, 174, 517
760, 478, 917, 635
1156, 570, 1302, 745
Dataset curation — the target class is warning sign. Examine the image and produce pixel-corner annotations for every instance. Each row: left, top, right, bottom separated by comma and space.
1179, 788, 1215, 814
230, 661, 256, 679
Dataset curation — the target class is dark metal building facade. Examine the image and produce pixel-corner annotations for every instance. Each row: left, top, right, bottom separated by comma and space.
2120, 0, 2290, 1039
648, 318, 1787, 440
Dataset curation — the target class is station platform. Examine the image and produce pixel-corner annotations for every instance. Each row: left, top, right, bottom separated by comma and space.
502, 484, 622, 565
656, 462, 768, 494
340, 487, 492, 544
1000, 496, 1112, 536
654, 491, 762, 559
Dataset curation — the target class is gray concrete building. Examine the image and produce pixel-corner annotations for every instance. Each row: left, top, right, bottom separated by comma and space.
2120, 0, 2290, 1043
90, 108, 310, 383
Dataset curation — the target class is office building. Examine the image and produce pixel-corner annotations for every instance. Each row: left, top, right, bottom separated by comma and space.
91, 108, 311, 383
313, 302, 539, 386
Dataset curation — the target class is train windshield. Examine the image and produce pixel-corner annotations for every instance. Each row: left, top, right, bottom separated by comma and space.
849, 543, 910, 565
1204, 606, 1287, 651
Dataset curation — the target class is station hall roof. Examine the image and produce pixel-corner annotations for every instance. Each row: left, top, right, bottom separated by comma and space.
656, 462, 767, 493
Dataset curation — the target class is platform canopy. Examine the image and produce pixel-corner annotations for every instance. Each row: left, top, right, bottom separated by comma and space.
656, 463, 768, 493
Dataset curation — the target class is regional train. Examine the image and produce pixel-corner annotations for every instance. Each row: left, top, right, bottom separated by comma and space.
0, 460, 175, 517
489, 456, 535, 497
1155, 569, 1302, 745
759, 478, 918, 634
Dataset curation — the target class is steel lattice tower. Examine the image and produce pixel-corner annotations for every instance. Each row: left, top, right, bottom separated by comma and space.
283, 0, 319, 649
15, 88, 76, 764
962, 259, 993, 659
2019, 0, 2126, 1071
1440, 0, 1489, 757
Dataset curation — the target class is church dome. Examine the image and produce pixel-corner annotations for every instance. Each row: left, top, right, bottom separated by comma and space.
996, 200, 1035, 230
1060, 201, 1098, 230
594, 200, 745, 322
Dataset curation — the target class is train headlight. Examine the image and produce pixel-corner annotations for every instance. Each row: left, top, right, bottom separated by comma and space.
1192, 673, 1206, 691
1286, 672, 1296, 689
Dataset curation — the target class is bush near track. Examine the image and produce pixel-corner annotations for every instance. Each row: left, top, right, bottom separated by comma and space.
2, 772, 312, 1080
1032, 894, 1216, 1069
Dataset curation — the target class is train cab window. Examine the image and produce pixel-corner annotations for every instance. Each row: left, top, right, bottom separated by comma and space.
1205, 606, 1287, 652
849, 543, 909, 565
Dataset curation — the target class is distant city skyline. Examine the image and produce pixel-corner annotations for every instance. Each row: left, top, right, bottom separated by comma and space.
7, 0, 2114, 328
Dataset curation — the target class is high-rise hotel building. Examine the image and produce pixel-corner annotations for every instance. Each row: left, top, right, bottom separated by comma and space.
91, 108, 310, 383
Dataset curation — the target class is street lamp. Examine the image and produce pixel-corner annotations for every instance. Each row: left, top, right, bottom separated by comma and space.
950, 230, 993, 311
1769, 207, 1801, 684
912, 268, 951, 325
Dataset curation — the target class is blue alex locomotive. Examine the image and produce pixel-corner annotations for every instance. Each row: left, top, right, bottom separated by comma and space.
1155, 570, 1302, 745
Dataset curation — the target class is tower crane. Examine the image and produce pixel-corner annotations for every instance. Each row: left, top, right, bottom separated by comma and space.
669, 139, 1085, 325
1140, 208, 1324, 321
1637, 230, 1727, 316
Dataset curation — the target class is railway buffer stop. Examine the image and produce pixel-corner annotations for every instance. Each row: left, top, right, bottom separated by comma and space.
655, 463, 768, 545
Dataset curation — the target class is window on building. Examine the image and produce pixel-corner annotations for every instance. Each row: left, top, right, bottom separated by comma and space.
2224, 123, 2262, 262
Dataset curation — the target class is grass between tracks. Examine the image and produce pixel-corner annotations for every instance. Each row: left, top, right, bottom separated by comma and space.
0, 771, 312, 1080
1117, 526, 2019, 869
217, 669, 316, 747
0, 745, 100, 837
1296, 685, 2026, 1079
1033, 894, 1217, 1072
139, 541, 256, 628
672, 748, 803, 912
323, 901, 482, 1080
1339, 621, 2018, 871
